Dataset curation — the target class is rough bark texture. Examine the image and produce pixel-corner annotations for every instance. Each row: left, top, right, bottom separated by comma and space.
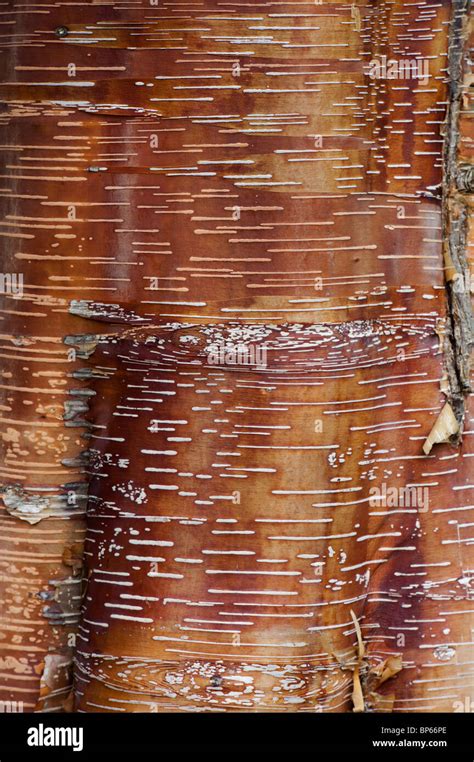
0, 0, 472, 713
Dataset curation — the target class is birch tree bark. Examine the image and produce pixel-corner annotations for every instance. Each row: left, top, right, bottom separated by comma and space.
0, 0, 472, 713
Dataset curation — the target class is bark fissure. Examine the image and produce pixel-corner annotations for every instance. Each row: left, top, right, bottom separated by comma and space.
442, 0, 473, 429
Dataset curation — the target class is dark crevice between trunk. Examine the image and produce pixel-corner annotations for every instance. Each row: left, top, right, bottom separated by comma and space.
442, 0, 473, 431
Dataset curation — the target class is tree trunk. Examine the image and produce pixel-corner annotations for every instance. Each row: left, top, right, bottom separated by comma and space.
0, 0, 472, 714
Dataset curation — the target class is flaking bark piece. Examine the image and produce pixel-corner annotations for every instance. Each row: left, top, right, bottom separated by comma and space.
422, 403, 460, 454
62, 544, 84, 576
366, 692, 396, 713
350, 610, 365, 713
1, 486, 55, 524
367, 656, 403, 690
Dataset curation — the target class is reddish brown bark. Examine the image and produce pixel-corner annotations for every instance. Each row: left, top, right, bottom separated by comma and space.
0, 0, 472, 713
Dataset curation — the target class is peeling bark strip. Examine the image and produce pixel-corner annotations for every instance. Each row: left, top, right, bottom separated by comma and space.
0, 0, 473, 714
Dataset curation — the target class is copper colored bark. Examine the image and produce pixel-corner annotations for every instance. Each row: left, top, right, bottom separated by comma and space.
0, 0, 472, 713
